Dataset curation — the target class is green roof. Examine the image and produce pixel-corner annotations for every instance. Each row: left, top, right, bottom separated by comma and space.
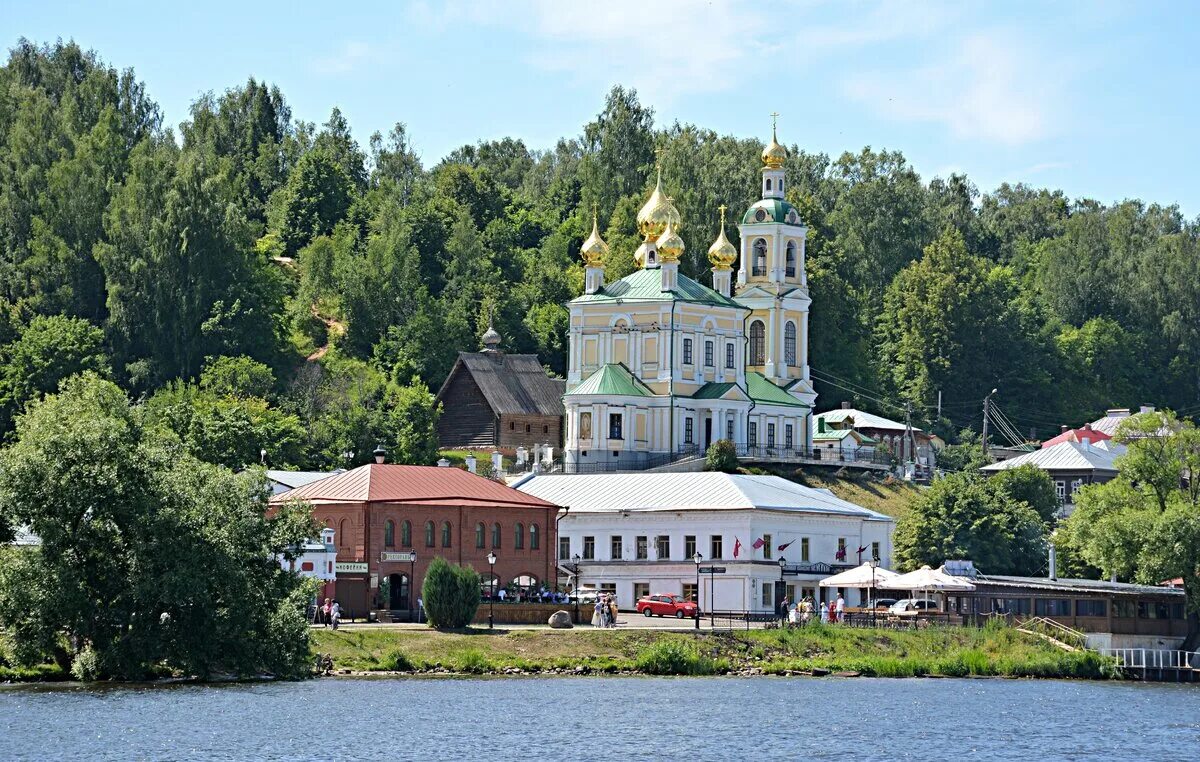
813, 428, 876, 443
742, 198, 802, 225
567, 364, 653, 397
746, 372, 808, 408
691, 382, 741, 400
572, 268, 745, 309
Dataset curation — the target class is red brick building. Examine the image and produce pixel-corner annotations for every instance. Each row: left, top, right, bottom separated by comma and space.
270, 463, 562, 618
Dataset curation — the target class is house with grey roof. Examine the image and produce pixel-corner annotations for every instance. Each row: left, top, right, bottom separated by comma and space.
981, 440, 1124, 516
813, 402, 943, 469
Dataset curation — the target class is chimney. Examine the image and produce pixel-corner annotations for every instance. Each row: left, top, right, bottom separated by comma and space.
1048, 544, 1057, 581
818, 418, 826, 433
373, 445, 387, 464
841, 401, 852, 410
437, 458, 450, 468
465, 453, 477, 474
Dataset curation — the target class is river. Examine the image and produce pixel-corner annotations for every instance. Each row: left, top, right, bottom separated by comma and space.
2, 676, 1197, 760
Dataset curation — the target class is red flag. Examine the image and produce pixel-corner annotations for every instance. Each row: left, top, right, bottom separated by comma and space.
778, 540, 794, 552
733, 537, 742, 558
751, 537, 765, 550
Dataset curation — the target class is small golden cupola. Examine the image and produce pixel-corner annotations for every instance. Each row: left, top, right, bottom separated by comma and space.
581, 205, 609, 295
761, 113, 788, 169
707, 204, 737, 269
655, 217, 684, 263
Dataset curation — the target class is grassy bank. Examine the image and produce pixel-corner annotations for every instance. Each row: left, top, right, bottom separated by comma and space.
310, 622, 1115, 679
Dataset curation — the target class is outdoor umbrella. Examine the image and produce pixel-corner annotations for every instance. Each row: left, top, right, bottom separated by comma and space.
820, 562, 900, 611
878, 565, 976, 611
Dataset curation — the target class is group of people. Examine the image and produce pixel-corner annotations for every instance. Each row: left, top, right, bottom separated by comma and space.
312, 597, 342, 630
591, 594, 619, 628
485, 586, 571, 604
783, 594, 845, 626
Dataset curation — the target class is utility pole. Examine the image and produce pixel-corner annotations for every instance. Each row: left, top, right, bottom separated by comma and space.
937, 390, 942, 420
982, 388, 997, 458
904, 402, 913, 467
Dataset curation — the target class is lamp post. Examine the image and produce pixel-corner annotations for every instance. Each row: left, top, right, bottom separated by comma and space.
487, 551, 497, 630
571, 553, 581, 625
692, 552, 702, 630
778, 556, 788, 624
410, 551, 418, 623
868, 555, 879, 624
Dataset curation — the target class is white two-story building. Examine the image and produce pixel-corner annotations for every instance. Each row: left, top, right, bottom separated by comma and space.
516, 472, 893, 613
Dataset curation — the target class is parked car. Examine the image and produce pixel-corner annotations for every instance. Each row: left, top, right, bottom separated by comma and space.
888, 598, 940, 615
870, 598, 898, 610
636, 594, 699, 619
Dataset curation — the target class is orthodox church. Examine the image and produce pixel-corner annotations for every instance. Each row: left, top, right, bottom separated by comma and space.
563, 123, 816, 469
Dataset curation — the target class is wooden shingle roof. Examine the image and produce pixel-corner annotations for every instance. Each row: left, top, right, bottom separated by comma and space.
436, 352, 565, 418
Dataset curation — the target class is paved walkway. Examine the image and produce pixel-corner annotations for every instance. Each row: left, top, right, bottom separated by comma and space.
318, 614, 769, 632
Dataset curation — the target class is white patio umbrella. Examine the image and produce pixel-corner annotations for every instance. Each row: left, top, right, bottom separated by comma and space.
877, 565, 975, 612
820, 562, 900, 611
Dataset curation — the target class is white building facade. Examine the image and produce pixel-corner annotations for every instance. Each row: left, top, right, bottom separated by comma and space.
516, 472, 893, 613
563, 124, 816, 470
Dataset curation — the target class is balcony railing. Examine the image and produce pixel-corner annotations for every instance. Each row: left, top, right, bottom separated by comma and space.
735, 444, 893, 468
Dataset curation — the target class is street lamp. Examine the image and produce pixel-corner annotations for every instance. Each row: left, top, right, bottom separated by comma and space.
571, 553, 581, 625
868, 555, 880, 624
778, 556, 788, 624
692, 552, 703, 630
487, 551, 497, 630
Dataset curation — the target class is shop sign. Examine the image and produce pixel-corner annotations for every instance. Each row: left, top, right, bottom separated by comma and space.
381, 551, 417, 563
335, 562, 368, 574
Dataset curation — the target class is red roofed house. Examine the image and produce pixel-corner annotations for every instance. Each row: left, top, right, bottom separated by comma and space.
1041, 422, 1112, 449
270, 460, 562, 620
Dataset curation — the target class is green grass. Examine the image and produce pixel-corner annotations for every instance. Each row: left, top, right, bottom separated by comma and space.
310, 621, 1116, 680
743, 466, 924, 521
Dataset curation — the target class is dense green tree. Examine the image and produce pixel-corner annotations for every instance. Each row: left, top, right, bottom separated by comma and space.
420, 556, 480, 629
271, 147, 356, 255
579, 86, 656, 216
988, 464, 1060, 524
0, 314, 108, 433
0, 373, 315, 679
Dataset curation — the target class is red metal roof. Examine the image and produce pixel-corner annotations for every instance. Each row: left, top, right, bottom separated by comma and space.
1041, 424, 1112, 449
269, 464, 561, 508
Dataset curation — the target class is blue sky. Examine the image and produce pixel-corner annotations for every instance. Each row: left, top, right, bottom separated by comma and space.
8, 1, 1199, 213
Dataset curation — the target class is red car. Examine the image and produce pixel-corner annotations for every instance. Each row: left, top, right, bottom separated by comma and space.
636, 594, 699, 619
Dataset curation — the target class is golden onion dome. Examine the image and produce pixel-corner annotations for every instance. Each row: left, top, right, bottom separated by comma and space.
655, 219, 684, 263
707, 205, 737, 269
580, 208, 609, 267
636, 165, 682, 240
762, 115, 787, 169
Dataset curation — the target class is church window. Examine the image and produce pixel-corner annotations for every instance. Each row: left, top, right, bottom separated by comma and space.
767, 423, 776, 447
441, 521, 452, 548
725, 343, 735, 368
785, 241, 797, 278
492, 522, 502, 549
765, 178, 772, 191
785, 321, 797, 366
530, 524, 540, 550
384, 520, 395, 548
705, 341, 714, 367
755, 209, 767, 223
748, 422, 757, 446
424, 520, 435, 547
752, 239, 767, 276
785, 424, 794, 449
401, 520, 411, 547
779, 179, 784, 193
514, 523, 524, 549
749, 321, 766, 365
726, 420, 734, 441
684, 417, 694, 445
683, 338, 693, 365
609, 413, 623, 441
476, 522, 485, 549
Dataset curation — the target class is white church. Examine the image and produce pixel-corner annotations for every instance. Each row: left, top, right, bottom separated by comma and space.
564, 124, 816, 470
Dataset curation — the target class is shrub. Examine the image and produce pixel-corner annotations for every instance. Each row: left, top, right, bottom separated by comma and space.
635, 640, 715, 675
456, 649, 492, 673
382, 649, 417, 671
71, 646, 102, 682
421, 557, 481, 629
705, 440, 738, 473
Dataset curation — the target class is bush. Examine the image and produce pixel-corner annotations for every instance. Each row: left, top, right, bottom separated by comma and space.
71, 646, 102, 682
635, 640, 715, 675
705, 440, 738, 473
382, 649, 417, 671
421, 557, 481, 629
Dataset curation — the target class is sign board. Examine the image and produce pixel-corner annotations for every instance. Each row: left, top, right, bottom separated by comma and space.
698, 566, 727, 574
335, 562, 368, 574
381, 551, 417, 563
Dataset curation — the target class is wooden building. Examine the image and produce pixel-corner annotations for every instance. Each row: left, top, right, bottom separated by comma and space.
270, 461, 562, 620
434, 327, 565, 450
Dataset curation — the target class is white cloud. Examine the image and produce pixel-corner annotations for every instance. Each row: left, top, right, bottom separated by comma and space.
841, 32, 1062, 146
311, 41, 375, 75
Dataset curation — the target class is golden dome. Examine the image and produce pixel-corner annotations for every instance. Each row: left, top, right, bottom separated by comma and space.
655, 219, 684, 264
580, 208, 609, 267
707, 205, 737, 269
762, 114, 787, 169
636, 165, 682, 240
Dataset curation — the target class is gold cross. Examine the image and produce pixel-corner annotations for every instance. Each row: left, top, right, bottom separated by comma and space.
771, 112, 779, 131
654, 146, 666, 170
718, 204, 728, 225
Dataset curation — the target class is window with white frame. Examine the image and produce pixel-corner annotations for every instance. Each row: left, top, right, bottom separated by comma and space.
683, 338, 693, 365
705, 340, 714, 367
725, 343, 735, 368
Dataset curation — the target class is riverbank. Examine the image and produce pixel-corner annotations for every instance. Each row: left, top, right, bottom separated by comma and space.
310, 622, 1115, 679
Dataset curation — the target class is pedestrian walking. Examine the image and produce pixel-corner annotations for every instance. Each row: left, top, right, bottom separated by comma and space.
835, 594, 845, 624
820, 601, 829, 624
321, 597, 331, 627
330, 600, 341, 630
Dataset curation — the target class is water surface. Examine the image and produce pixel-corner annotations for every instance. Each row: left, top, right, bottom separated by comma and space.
3, 676, 1197, 760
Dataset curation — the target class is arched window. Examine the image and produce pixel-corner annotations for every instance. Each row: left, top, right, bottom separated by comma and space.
475, 522, 485, 549
779, 179, 784, 193
515, 522, 525, 549
752, 239, 767, 276
384, 519, 395, 548
492, 522, 501, 549
765, 178, 772, 191
749, 321, 766, 365
401, 520, 411, 547
424, 520, 435, 548
785, 241, 796, 278
441, 521, 452, 548
785, 321, 797, 366
530, 524, 540, 550
338, 519, 349, 551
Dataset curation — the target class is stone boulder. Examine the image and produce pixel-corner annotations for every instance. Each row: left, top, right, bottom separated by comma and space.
548, 610, 574, 629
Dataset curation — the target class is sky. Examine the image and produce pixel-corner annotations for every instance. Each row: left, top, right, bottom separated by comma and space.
7, 0, 1200, 213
